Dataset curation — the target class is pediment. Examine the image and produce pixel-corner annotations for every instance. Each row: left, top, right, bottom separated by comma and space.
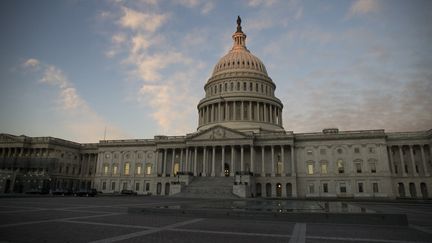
188, 126, 249, 141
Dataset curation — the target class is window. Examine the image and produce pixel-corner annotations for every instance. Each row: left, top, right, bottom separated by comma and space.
405, 165, 408, 173
307, 163, 314, 175
307, 150, 313, 155
145, 183, 150, 191
111, 182, 116, 190
323, 183, 328, 193
394, 165, 398, 174
320, 162, 328, 174
320, 149, 326, 155
337, 160, 344, 174
372, 183, 379, 193
309, 184, 315, 194
138, 153, 142, 159
135, 183, 140, 191
102, 182, 106, 190
415, 165, 419, 173
340, 183, 347, 193
358, 182, 364, 193
337, 148, 343, 154
369, 147, 376, 153
105, 154, 110, 159
136, 165, 142, 175
122, 182, 127, 190
354, 147, 360, 153
124, 162, 130, 175
369, 163, 376, 173
104, 165, 109, 175
355, 162, 362, 173
113, 165, 118, 175
146, 163, 152, 175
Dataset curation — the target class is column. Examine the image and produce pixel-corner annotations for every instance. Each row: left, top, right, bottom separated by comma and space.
163, 149, 167, 177
249, 101, 252, 120
155, 149, 159, 176
281, 145, 285, 176
230, 146, 235, 176
185, 148, 189, 172
180, 148, 184, 172
420, 145, 429, 176
271, 145, 275, 177
291, 146, 295, 176
203, 147, 207, 176
399, 145, 407, 176
280, 108, 283, 126
264, 103, 267, 122
210, 104, 214, 123
171, 149, 175, 177
240, 145, 244, 172
250, 145, 254, 174
194, 147, 198, 176
225, 101, 229, 121
409, 145, 418, 176
218, 102, 221, 122
388, 146, 395, 174
211, 146, 216, 177
221, 146, 225, 176
233, 102, 237, 120
241, 101, 244, 120
269, 105, 273, 124
261, 146, 265, 176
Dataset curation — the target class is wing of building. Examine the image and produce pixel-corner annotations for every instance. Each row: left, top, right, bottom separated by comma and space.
1, 18, 431, 199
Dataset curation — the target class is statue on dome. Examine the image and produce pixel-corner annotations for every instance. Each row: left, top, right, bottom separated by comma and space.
236, 16, 242, 32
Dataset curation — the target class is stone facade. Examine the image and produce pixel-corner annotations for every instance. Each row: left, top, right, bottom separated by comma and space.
1, 18, 431, 199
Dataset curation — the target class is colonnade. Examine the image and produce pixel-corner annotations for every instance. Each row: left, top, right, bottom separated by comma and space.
156, 144, 295, 178
198, 101, 282, 126
387, 144, 431, 177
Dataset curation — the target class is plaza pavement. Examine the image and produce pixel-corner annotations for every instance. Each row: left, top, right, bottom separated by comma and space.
0, 196, 431, 243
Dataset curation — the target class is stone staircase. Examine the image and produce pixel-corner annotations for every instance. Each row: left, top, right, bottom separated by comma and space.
173, 176, 238, 198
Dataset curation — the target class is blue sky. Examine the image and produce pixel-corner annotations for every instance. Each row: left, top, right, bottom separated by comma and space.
1, 0, 431, 142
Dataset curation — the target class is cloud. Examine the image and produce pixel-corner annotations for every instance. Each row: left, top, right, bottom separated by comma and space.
22, 59, 128, 142
246, 0, 279, 7
119, 7, 167, 32
23, 58, 40, 68
347, 0, 380, 18
174, 0, 214, 15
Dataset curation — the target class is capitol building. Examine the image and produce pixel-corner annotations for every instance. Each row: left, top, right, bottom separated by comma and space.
1, 18, 431, 199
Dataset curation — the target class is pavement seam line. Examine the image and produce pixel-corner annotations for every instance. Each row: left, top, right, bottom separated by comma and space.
306, 235, 431, 243
60, 220, 156, 230
88, 218, 204, 243
409, 224, 432, 235
289, 223, 306, 243
169, 228, 291, 238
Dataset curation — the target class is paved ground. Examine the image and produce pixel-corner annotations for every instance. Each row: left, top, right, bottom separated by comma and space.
0, 196, 431, 243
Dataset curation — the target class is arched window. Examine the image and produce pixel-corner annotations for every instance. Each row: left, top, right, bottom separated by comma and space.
124, 162, 130, 175
136, 164, 142, 175
146, 163, 152, 175
337, 159, 344, 174
103, 164, 109, 175
113, 164, 118, 175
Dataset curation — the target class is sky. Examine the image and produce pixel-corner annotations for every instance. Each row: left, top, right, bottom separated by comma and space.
0, 0, 431, 143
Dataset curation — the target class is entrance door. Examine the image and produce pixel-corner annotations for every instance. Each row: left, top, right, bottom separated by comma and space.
224, 163, 230, 176
398, 183, 405, 197
421, 183, 428, 199
4, 179, 10, 193
165, 183, 170, 195
286, 183, 292, 197
276, 183, 282, 197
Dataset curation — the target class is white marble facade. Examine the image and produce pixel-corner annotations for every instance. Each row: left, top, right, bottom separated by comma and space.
1, 18, 431, 198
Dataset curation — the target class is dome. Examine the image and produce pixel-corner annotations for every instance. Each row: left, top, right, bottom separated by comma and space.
210, 16, 268, 77
212, 49, 268, 76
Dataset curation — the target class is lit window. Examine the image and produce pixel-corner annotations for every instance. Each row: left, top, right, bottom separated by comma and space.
320, 162, 328, 174
136, 165, 142, 175
124, 162, 130, 175
337, 160, 344, 174
146, 163, 152, 175
104, 165, 109, 175
307, 163, 314, 175
113, 165, 118, 175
